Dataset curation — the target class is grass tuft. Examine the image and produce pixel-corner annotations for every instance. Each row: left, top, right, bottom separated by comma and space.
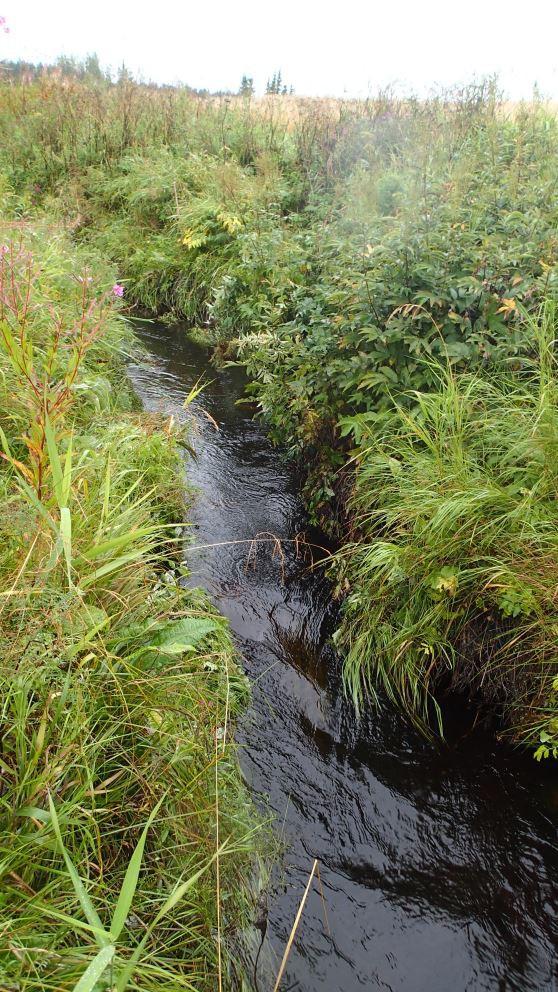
335, 303, 558, 755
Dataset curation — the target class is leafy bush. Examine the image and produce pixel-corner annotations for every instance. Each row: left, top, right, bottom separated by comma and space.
238, 105, 558, 522
335, 304, 558, 755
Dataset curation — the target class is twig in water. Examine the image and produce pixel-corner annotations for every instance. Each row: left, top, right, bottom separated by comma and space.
272, 859, 319, 992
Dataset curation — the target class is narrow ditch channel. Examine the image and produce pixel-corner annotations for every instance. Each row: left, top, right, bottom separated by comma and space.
128, 322, 558, 992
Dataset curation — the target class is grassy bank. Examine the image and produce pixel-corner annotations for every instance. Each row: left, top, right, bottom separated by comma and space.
2, 65, 558, 757
0, 221, 258, 989
336, 304, 558, 756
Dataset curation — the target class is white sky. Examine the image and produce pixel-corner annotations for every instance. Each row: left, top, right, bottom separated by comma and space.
2, 0, 558, 99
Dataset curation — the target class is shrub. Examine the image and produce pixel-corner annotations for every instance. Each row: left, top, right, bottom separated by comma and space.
335, 304, 558, 755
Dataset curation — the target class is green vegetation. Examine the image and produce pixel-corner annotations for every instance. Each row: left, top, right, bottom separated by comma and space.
336, 304, 558, 757
0, 58, 557, 872
0, 223, 258, 989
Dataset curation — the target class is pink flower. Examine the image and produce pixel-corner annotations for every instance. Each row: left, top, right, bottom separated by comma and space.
0, 244, 9, 255
112, 283, 124, 298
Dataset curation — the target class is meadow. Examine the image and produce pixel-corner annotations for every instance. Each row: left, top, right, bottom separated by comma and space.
1, 59, 558, 988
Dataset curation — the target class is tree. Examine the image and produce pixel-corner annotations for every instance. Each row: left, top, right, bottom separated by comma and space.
84, 53, 104, 80
239, 75, 254, 97
266, 71, 282, 95
117, 62, 134, 84
265, 71, 293, 95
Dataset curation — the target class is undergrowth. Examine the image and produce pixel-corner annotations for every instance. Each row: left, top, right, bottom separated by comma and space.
336, 304, 558, 756
0, 223, 259, 990
2, 67, 558, 757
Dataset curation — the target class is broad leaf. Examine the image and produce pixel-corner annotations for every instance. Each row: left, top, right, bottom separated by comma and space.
148, 617, 217, 654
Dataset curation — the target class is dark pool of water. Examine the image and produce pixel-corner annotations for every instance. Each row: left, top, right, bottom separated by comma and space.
128, 323, 558, 992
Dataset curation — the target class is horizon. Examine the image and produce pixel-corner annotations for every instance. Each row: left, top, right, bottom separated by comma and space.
2, 0, 558, 100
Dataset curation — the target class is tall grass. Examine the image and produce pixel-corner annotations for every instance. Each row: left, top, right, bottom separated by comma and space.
0, 224, 259, 989
336, 303, 558, 755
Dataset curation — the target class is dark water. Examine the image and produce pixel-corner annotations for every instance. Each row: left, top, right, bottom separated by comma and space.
128, 323, 558, 992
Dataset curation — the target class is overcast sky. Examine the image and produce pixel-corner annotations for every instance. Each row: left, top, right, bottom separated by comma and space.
2, 0, 558, 99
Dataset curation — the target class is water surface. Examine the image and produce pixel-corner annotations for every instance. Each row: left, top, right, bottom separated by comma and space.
128, 323, 558, 992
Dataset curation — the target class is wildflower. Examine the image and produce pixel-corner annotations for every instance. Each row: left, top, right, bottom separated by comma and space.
0, 244, 8, 255
112, 283, 124, 298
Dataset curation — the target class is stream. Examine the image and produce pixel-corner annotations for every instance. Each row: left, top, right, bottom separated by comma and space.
128, 322, 558, 992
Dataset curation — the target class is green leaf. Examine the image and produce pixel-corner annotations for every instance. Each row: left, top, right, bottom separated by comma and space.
110, 798, 164, 941
73, 945, 115, 992
534, 745, 549, 761
0, 319, 26, 373
44, 414, 66, 509
16, 805, 50, 823
29, 903, 110, 938
114, 854, 218, 992
83, 527, 159, 560
442, 341, 471, 360
0, 424, 13, 458
148, 617, 217, 654
62, 433, 73, 506
60, 506, 73, 587
48, 794, 110, 948
80, 551, 151, 589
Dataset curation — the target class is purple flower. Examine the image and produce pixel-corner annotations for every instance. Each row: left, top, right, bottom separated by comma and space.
112, 283, 124, 298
